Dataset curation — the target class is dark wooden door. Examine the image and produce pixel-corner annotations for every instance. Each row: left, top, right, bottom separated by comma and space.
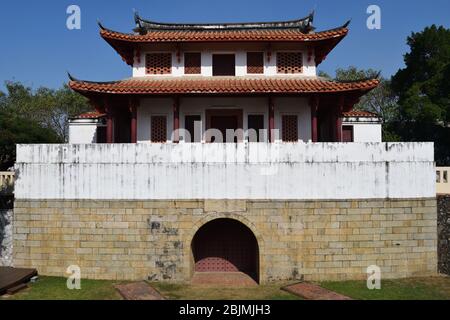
342, 125, 354, 142
205, 109, 243, 143
212, 54, 236, 76
192, 219, 258, 280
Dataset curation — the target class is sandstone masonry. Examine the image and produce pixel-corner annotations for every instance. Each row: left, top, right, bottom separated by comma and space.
13, 198, 437, 283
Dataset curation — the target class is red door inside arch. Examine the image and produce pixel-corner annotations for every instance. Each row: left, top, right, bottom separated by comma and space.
191, 219, 259, 282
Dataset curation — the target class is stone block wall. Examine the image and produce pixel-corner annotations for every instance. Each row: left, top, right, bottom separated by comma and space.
13, 198, 437, 283
1, 196, 13, 266
438, 195, 450, 275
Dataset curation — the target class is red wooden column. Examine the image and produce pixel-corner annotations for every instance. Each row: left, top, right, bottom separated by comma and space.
173, 96, 180, 143
105, 104, 113, 144
309, 95, 319, 142
335, 95, 344, 142
129, 98, 138, 144
268, 96, 275, 142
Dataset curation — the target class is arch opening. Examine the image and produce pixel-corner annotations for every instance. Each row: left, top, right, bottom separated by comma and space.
191, 218, 259, 283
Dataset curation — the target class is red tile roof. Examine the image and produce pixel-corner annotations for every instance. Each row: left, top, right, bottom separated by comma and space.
342, 110, 380, 118
72, 111, 106, 119
100, 27, 349, 43
69, 77, 379, 96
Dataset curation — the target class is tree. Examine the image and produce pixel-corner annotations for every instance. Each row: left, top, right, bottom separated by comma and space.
391, 25, 450, 165
392, 25, 450, 124
0, 109, 60, 170
333, 67, 399, 124
0, 81, 91, 142
318, 66, 400, 140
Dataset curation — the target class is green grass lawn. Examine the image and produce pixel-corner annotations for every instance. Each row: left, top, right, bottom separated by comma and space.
1, 276, 123, 300
320, 276, 450, 300
151, 282, 301, 300
2, 275, 450, 300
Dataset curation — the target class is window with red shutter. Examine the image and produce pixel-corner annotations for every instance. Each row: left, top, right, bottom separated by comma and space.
146, 53, 172, 75
277, 52, 303, 74
184, 52, 201, 74
151, 116, 167, 142
282, 115, 298, 142
247, 52, 264, 74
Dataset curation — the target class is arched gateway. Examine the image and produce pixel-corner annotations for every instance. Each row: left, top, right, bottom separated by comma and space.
191, 218, 259, 282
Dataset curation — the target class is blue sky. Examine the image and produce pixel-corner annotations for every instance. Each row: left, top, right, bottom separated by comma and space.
0, 0, 449, 91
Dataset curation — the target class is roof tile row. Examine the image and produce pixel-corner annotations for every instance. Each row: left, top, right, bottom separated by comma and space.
100, 27, 348, 43
69, 77, 379, 95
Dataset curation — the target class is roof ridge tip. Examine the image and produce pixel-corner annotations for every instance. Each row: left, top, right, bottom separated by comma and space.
67, 72, 77, 82
342, 19, 351, 28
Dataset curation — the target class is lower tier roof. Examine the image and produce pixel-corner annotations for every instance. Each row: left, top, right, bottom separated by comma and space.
69, 76, 379, 96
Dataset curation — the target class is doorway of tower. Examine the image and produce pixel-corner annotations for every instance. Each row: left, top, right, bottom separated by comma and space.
191, 218, 259, 283
205, 109, 243, 142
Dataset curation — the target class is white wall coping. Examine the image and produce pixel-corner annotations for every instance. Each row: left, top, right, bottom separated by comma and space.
14, 143, 435, 200
16, 143, 434, 164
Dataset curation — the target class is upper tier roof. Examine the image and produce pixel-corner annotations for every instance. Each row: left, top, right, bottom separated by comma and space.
99, 12, 350, 66
133, 11, 316, 33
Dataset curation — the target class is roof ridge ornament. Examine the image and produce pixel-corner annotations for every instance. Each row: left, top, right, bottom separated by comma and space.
133, 9, 146, 35
132, 12, 316, 33
97, 19, 106, 31
67, 72, 77, 82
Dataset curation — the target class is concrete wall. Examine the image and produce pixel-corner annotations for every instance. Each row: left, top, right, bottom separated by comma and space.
15, 143, 435, 200
133, 50, 316, 77
342, 122, 382, 143
68, 120, 99, 144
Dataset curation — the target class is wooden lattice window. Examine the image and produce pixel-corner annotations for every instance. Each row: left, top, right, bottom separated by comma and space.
247, 52, 264, 74
277, 52, 303, 74
146, 53, 172, 74
184, 52, 201, 74
151, 116, 167, 142
282, 115, 298, 142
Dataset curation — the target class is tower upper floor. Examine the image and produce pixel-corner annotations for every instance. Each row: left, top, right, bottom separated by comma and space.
99, 12, 350, 79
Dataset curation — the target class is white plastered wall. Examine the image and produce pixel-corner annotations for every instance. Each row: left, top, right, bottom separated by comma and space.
133, 49, 316, 78
68, 120, 99, 144
15, 143, 436, 200
342, 120, 382, 143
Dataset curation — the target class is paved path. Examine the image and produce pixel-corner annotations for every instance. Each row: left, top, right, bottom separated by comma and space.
283, 282, 352, 300
115, 282, 165, 300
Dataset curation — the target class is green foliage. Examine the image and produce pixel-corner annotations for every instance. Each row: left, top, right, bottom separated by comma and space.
320, 277, 450, 300
332, 66, 399, 124
392, 25, 450, 124
319, 66, 400, 140
0, 81, 89, 170
1, 276, 122, 300
0, 109, 60, 170
391, 25, 450, 164
0, 81, 91, 141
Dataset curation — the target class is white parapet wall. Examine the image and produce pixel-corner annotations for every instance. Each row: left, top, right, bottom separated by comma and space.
14, 143, 435, 200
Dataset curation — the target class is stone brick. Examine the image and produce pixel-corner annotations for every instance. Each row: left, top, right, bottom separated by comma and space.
12, 198, 438, 283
